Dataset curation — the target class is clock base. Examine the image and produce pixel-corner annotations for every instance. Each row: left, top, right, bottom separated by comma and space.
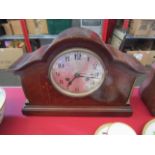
22, 103, 132, 117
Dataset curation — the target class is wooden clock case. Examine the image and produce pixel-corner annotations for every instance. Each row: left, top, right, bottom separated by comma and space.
140, 63, 155, 115
11, 27, 147, 116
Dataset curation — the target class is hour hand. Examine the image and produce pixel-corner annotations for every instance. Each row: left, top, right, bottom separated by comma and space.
67, 78, 75, 87
65, 77, 70, 81
67, 73, 79, 87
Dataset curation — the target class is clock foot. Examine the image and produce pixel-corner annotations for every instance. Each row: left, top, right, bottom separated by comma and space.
22, 103, 132, 117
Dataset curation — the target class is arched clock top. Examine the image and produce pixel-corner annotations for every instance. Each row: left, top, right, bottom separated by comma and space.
10, 27, 147, 75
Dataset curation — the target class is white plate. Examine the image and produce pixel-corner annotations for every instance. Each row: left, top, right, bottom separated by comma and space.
95, 123, 112, 135
95, 122, 136, 135
108, 122, 136, 135
0, 88, 5, 109
142, 119, 155, 135
0, 88, 6, 124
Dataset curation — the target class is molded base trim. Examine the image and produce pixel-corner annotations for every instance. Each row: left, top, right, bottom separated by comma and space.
22, 103, 132, 117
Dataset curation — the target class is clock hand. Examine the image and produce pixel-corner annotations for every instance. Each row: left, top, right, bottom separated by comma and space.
79, 73, 95, 76
67, 73, 99, 88
78, 75, 99, 79
67, 73, 80, 87
65, 77, 70, 81
78, 72, 99, 79
67, 76, 76, 87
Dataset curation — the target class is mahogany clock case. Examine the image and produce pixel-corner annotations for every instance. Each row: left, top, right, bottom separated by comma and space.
140, 63, 155, 116
10, 27, 147, 116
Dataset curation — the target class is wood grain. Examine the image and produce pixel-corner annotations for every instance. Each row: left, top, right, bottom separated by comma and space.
11, 27, 147, 116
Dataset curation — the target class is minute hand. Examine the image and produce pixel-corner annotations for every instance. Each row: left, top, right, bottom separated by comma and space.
78, 75, 99, 79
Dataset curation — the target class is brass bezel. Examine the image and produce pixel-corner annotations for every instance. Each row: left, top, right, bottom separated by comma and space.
49, 48, 106, 97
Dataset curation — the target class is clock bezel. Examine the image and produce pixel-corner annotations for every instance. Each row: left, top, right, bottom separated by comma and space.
48, 47, 106, 97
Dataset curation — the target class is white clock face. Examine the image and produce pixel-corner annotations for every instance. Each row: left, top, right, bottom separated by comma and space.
49, 48, 105, 97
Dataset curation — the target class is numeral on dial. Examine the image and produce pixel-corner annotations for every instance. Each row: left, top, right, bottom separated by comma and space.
59, 80, 64, 85
55, 72, 60, 76
74, 52, 81, 60
96, 72, 99, 77
75, 87, 79, 92
65, 56, 70, 62
87, 57, 90, 62
93, 63, 98, 69
58, 63, 64, 68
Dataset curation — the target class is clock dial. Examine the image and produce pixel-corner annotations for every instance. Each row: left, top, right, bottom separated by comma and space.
49, 48, 105, 97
